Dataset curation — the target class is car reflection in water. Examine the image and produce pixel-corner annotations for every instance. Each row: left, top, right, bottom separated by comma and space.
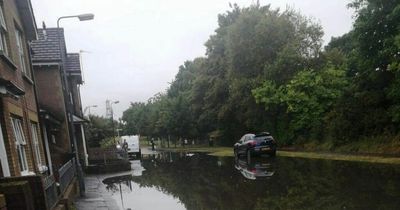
234, 156, 275, 180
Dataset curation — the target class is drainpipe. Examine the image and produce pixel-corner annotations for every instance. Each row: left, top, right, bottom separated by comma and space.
80, 124, 88, 166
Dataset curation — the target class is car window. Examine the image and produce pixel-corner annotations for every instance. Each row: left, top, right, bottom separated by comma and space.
239, 136, 244, 143
244, 134, 254, 141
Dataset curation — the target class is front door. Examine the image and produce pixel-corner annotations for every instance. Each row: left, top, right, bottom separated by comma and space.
0, 121, 10, 177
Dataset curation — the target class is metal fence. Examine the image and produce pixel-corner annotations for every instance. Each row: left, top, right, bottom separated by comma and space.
58, 158, 76, 194
43, 174, 58, 209
88, 147, 129, 164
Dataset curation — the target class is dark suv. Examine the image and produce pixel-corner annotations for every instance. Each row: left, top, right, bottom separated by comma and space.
233, 132, 277, 157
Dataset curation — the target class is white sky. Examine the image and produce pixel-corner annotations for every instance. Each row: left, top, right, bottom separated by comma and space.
31, 0, 354, 119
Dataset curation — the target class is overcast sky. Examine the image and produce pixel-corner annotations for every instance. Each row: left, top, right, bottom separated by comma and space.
31, 0, 354, 119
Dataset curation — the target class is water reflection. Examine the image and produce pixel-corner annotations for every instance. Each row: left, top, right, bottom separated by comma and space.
234, 156, 275, 180
131, 160, 145, 176
103, 174, 132, 209
101, 152, 400, 210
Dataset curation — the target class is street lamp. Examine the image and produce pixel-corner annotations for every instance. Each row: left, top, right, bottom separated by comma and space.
110, 100, 119, 144
83, 105, 97, 116
57, 13, 94, 197
57, 13, 95, 28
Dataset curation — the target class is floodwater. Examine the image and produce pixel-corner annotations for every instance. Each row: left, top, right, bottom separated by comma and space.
101, 152, 400, 210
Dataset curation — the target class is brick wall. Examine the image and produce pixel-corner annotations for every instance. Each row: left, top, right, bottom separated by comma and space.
34, 66, 67, 119
33, 65, 72, 161
0, 0, 45, 177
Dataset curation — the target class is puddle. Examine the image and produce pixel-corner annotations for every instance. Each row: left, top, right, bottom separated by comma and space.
102, 152, 400, 210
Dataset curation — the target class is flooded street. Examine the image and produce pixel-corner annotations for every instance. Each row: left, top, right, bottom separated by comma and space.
100, 152, 400, 210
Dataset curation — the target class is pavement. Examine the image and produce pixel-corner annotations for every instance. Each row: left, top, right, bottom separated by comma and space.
74, 147, 159, 210
74, 176, 120, 210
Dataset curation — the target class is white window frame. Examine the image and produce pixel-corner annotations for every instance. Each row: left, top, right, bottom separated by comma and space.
15, 29, 27, 76
11, 117, 30, 175
31, 122, 46, 173
0, 3, 8, 56
0, 121, 11, 177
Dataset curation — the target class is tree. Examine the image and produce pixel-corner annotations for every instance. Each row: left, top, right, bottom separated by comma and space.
85, 115, 116, 147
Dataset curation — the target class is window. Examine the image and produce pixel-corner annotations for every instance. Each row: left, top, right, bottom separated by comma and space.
15, 29, 27, 76
10, 117, 29, 174
31, 123, 43, 171
0, 3, 8, 56
0, 121, 10, 177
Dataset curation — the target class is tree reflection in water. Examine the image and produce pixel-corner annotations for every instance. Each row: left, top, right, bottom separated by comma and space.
102, 152, 400, 210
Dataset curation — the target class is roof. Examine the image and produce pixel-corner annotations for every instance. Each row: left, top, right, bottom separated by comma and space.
15, 0, 37, 40
66, 53, 83, 83
66, 53, 81, 73
31, 28, 66, 62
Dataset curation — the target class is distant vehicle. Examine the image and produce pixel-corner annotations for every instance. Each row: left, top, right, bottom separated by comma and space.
234, 132, 277, 157
234, 157, 275, 180
121, 135, 141, 159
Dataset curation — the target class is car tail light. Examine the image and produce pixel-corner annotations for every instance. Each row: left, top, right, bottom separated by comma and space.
248, 140, 257, 146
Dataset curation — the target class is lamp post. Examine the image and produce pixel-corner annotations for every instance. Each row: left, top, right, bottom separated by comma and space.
83, 105, 97, 116
57, 13, 94, 197
110, 100, 119, 144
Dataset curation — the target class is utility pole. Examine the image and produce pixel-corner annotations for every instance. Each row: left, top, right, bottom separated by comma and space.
107, 100, 119, 144
57, 13, 94, 197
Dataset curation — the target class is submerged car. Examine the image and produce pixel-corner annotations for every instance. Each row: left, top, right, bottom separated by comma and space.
233, 132, 277, 157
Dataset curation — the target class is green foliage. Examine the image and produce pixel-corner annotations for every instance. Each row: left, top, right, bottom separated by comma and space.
325, 0, 400, 142
122, 0, 400, 148
253, 66, 348, 143
85, 115, 118, 147
100, 137, 120, 148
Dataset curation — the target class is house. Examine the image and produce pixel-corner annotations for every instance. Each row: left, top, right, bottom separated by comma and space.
0, 0, 59, 209
66, 53, 89, 167
31, 26, 89, 203
30, 27, 74, 173
0, 1, 87, 209
0, 0, 48, 179
31, 26, 89, 167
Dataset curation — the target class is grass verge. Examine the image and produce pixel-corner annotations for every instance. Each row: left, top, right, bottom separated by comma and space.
160, 146, 400, 164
